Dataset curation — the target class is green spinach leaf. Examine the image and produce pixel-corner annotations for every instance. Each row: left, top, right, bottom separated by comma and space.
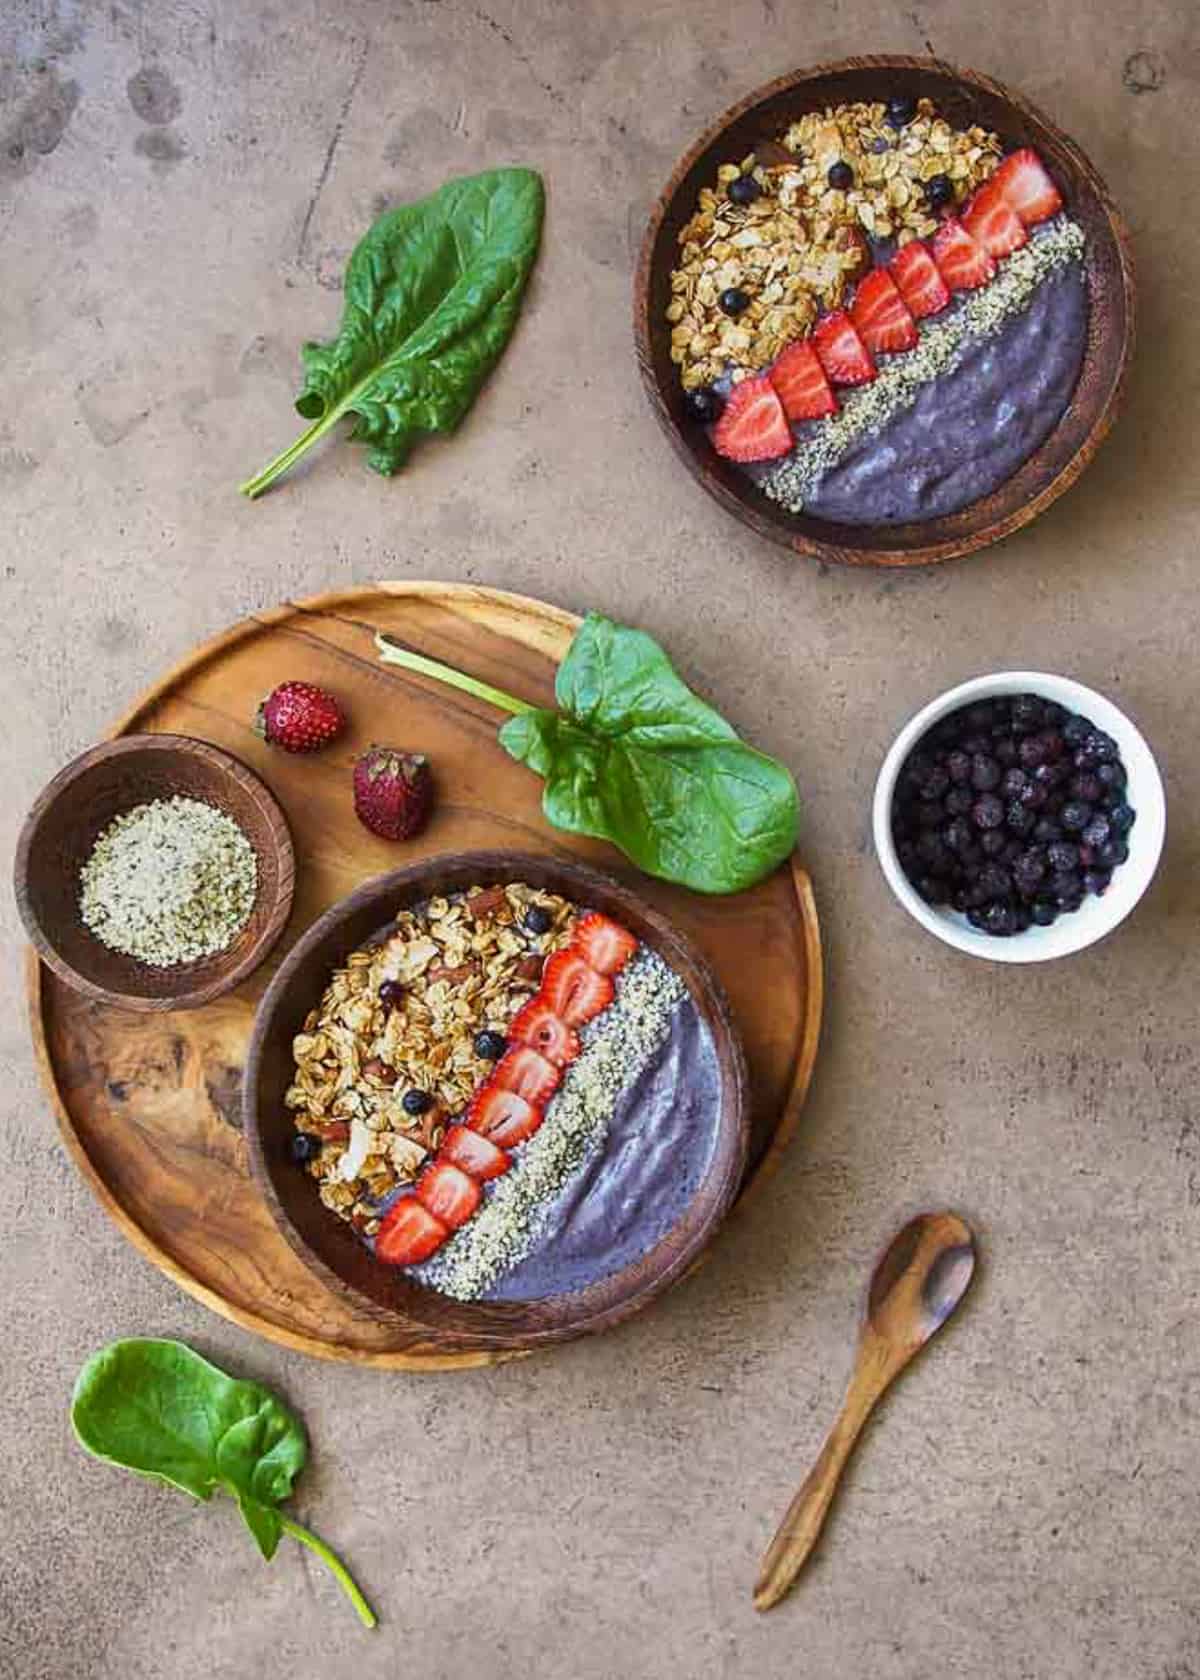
72, 1339, 376, 1627
241, 167, 544, 498
376, 614, 799, 895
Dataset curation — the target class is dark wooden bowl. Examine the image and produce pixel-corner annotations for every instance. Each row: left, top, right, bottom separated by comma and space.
15, 734, 295, 1012
244, 852, 750, 1350
634, 56, 1135, 567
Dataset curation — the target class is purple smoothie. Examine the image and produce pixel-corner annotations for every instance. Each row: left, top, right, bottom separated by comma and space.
481, 993, 721, 1301
792, 261, 1087, 524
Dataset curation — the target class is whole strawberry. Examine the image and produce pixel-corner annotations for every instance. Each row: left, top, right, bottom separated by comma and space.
255, 681, 346, 753
353, 747, 434, 840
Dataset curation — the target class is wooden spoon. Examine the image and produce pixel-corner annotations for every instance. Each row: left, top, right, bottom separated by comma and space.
753, 1211, 976, 1611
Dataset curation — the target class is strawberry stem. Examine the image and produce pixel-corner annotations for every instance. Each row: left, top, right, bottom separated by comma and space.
375, 633, 535, 716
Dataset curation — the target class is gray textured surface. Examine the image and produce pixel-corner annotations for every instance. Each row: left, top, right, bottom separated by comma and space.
3, 3, 1198, 1677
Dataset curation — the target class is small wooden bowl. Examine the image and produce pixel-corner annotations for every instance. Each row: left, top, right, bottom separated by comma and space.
634, 56, 1135, 567
244, 852, 750, 1350
16, 734, 295, 1012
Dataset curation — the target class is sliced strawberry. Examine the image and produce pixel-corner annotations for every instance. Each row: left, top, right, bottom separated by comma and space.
991, 148, 1063, 226
889, 241, 951, 319
850, 269, 918, 354
572, 911, 639, 976
962, 181, 1028, 258
416, 1161, 480, 1230
710, 374, 793, 463
441, 1123, 510, 1182
768, 340, 837, 421
930, 216, 996, 292
812, 310, 876, 386
492, 1045, 561, 1106
540, 950, 614, 1026
467, 1085, 543, 1149
509, 999, 581, 1066
374, 1197, 448, 1266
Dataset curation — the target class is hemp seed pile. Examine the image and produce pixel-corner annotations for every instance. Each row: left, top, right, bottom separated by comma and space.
78, 795, 258, 966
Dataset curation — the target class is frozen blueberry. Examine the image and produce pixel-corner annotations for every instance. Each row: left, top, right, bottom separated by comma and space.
917, 875, 949, 904
1081, 814, 1111, 849
1083, 869, 1112, 897
1012, 849, 1047, 896
1011, 694, 1045, 733
1097, 839, 1130, 868
980, 830, 1007, 857
971, 754, 1002, 791
972, 794, 1005, 830
946, 749, 972, 784
1049, 870, 1083, 907
982, 903, 1016, 937
291, 1132, 322, 1164
1002, 768, 1030, 798
1018, 735, 1050, 769
727, 174, 761, 204
1062, 714, 1090, 747
919, 765, 951, 800
1046, 841, 1081, 873
944, 816, 975, 854
885, 94, 918, 126
1096, 761, 1127, 791
994, 737, 1019, 768
1108, 803, 1136, 834
1033, 817, 1062, 844
684, 387, 724, 425
1005, 801, 1035, 838
1069, 772, 1104, 804
945, 786, 974, 817
1030, 899, 1058, 927
966, 906, 990, 930
976, 863, 1012, 901
1060, 801, 1092, 833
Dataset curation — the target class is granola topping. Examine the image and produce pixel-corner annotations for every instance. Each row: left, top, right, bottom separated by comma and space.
287, 883, 573, 1227
667, 98, 1003, 390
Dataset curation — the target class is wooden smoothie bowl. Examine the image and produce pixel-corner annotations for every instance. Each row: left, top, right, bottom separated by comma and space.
634, 55, 1135, 567
244, 851, 750, 1350
15, 734, 295, 1012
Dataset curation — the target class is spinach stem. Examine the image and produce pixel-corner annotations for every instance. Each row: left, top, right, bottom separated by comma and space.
279, 1515, 377, 1629
239, 410, 342, 499
375, 633, 535, 715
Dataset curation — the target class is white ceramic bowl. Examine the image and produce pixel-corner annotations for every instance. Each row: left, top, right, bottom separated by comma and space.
873, 673, 1166, 964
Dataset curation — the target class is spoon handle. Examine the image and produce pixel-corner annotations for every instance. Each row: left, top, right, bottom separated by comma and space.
753, 1330, 899, 1611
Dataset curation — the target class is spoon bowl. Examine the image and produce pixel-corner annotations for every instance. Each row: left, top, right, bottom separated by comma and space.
754, 1211, 976, 1610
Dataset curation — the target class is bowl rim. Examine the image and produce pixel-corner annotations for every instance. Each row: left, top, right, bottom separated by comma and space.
15, 732, 296, 1012
242, 849, 751, 1347
633, 54, 1136, 568
872, 672, 1166, 963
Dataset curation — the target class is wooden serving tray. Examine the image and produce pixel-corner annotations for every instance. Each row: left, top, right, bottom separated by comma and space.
27, 584, 823, 1368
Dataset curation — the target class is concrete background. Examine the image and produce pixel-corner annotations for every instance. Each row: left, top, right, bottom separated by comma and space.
3, 2, 1198, 1676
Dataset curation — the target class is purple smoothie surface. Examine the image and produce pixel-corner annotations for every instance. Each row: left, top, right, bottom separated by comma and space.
481, 992, 721, 1301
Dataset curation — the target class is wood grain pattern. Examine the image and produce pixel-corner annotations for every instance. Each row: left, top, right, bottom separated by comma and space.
15, 734, 295, 1012
633, 56, 1135, 568
246, 852, 749, 1350
753, 1211, 977, 1608
26, 584, 823, 1369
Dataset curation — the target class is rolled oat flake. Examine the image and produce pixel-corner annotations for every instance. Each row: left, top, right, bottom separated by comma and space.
78, 795, 258, 966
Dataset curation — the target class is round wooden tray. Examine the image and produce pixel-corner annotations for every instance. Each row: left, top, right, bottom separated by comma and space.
27, 584, 823, 1369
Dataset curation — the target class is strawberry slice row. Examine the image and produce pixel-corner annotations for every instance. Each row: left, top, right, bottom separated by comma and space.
374, 912, 639, 1268
709, 148, 1066, 463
